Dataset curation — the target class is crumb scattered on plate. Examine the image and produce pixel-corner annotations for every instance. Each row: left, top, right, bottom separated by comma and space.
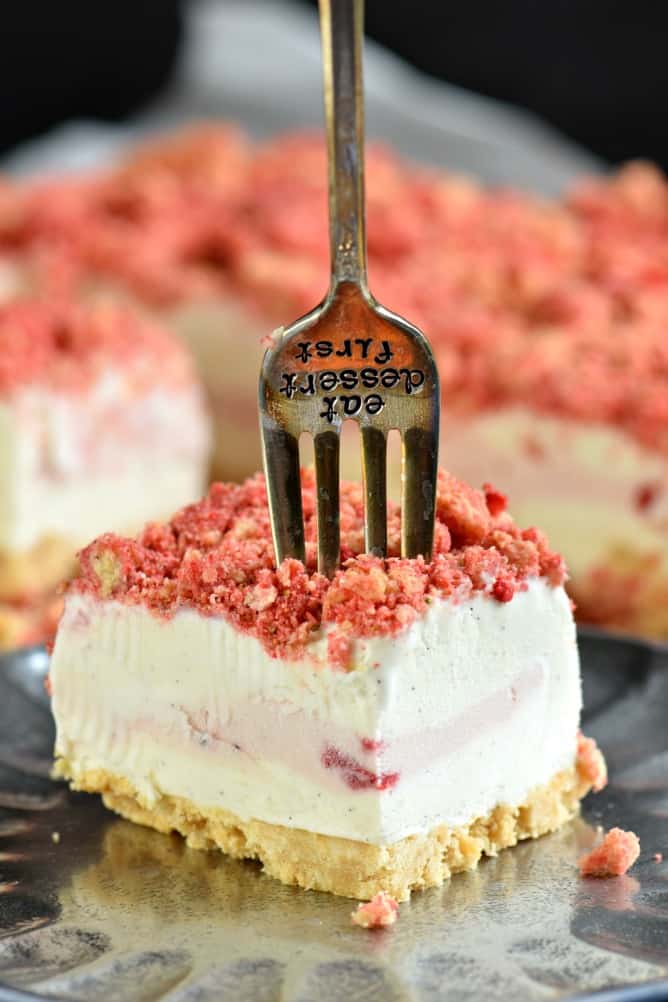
579, 827, 640, 877
576, 732, 608, 793
351, 891, 399, 929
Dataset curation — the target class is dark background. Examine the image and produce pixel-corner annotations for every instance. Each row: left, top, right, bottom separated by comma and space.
0, 0, 182, 156
1, 0, 666, 169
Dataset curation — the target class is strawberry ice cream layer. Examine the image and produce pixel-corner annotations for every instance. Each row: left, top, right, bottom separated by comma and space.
51, 577, 579, 845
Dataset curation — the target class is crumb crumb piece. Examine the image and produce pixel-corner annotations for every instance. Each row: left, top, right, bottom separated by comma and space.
576, 731, 608, 792
654, 852, 663, 862
91, 549, 123, 599
483, 483, 508, 518
261, 326, 284, 347
579, 828, 640, 878
351, 891, 399, 929
51, 831, 61, 844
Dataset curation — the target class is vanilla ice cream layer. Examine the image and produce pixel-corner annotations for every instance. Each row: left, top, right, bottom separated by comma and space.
0, 373, 210, 553
162, 299, 267, 480
83, 290, 265, 480
441, 409, 668, 583
52, 579, 581, 845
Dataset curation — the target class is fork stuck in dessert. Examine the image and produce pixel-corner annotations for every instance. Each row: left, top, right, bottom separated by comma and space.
259, 0, 440, 577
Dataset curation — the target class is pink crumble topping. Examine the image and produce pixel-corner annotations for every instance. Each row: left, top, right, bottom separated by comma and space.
483, 483, 508, 518
3, 132, 668, 452
0, 298, 196, 397
118, 123, 251, 195
579, 828, 640, 878
351, 892, 399, 929
576, 732, 608, 793
71, 469, 566, 667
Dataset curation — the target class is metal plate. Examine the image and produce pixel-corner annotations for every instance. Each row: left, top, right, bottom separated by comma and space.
0, 631, 667, 1002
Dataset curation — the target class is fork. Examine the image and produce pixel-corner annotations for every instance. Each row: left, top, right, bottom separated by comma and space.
259, 0, 440, 578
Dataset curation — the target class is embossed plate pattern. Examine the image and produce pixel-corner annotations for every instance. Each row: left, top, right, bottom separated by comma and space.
0, 631, 667, 1001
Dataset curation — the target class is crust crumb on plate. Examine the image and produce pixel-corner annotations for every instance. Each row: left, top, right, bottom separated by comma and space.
576, 731, 608, 793
579, 828, 640, 878
351, 891, 399, 928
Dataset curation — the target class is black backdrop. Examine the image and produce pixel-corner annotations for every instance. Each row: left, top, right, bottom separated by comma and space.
1, 0, 667, 170
0, 0, 181, 156
347, 0, 668, 170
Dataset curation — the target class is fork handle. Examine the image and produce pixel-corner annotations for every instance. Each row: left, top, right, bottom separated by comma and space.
319, 0, 368, 290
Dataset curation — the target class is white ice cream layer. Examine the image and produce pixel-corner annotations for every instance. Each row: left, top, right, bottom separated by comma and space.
442, 408, 668, 582
0, 372, 210, 552
51, 579, 581, 845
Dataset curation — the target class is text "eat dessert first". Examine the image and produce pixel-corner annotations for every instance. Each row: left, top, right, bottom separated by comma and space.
278, 337, 426, 423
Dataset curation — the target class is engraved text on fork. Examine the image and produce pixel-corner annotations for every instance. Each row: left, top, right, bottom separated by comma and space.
277, 337, 427, 424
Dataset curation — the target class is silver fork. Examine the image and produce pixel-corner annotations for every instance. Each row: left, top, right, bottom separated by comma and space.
259, 0, 440, 578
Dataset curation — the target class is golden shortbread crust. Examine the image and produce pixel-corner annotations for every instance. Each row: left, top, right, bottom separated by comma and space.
0, 595, 63, 651
0, 536, 76, 602
571, 544, 668, 640
0, 536, 74, 650
0, 604, 30, 649
55, 760, 591, 901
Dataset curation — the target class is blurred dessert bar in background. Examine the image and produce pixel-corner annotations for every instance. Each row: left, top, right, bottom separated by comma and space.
0, 299, 210, 648
0, 124, 667, 639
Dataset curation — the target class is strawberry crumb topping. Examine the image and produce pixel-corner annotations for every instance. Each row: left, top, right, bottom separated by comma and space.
0, 299, 195, 397
576, 732, 608, 793
117, 123, 251, 195
579, 828, 640, 878
483, 483, 508, 518
351, 892, 399, 929
3, 135, 668, 452
71, 469, 566, 667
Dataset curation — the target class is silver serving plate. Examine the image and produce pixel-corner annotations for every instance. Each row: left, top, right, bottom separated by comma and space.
0, 630, 667, 1002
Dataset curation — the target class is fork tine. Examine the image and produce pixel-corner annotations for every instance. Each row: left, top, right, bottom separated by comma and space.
260, 418, 305, 566
401, 425, 439, 560
313, 430, 340, 577
361, 426, 387, 557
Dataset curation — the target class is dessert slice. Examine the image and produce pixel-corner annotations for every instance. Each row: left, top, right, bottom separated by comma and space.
0, 298, 210, 647
51, 471, 597, 901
